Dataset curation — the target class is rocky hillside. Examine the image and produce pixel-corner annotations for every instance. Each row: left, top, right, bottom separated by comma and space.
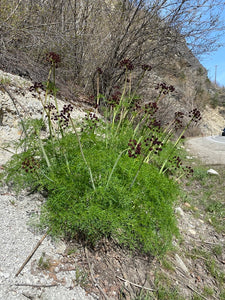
1, 0, 225, 130
1, 30, 225, 137
0, 69, 87, 164
1, 62, 224, 141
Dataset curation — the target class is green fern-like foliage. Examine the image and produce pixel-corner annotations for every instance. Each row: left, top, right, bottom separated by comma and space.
5, 123, 179, 256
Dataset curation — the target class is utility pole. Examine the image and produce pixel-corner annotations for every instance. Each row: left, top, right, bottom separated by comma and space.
215, 65, 217, 85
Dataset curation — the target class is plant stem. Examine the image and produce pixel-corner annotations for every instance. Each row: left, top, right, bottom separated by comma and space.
112, 69, 128, 129
70, 118, 96, 190
130, 155, 145, 189
159, 118, 193, 174
39, 135, 51, 168
96, 73, 100, 113
106, 148, 128, 187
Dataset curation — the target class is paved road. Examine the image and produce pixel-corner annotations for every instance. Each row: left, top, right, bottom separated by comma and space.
185, 136, 225, 165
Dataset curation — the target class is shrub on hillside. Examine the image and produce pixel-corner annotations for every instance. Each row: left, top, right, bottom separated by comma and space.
4, 56, 201, 255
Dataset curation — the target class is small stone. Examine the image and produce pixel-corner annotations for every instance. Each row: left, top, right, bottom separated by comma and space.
207, 169, 219, 175
3, 272, 10, 279
184, 202, 191, 208
186, 156, 193, 159
188, 229, 196, 235
172, 240, 178, 247
175, 207, 185, 216
25, 278, 32, 284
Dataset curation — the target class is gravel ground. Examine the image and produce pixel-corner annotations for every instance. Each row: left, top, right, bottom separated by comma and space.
0, 185, 95, 300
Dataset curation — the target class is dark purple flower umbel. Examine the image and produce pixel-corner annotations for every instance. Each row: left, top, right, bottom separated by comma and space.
96, 67, 103, 74
141, 64, 152, 71
29, 82, 44, 92
155, 82, 175, 95
174, 111, 185, 130
46, 52, 61, 67
120, 59, 134, 71
55, 104, 74, 129
144, 135, 163, 154
144, 102, 158, 116
189, 108, 201, 123
22, 157, 39, 173
128, 139, 142, 158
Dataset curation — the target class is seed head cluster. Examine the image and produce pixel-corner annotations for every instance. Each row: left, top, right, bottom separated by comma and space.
184, 165, 194, 177
148, 119, 161, 132
44, 103, 73, 130
22, 157, 39, 173
120, 59, 134, 71
29, 82, 44, 93
141, 64, 152, 71
169, 156, 193, 177
174, 111, 185, 130
108, 87, 122, 106
189, 108, 201, 123
128, 139, 142, 158
155, 82, 175, 94
44, 103, 56, 112
96, 67, 103, 74
144, 136, 163, 154
57, 104, 73, 129
144, 102, 158, 116
119, 60, 152, 72
46, 52, 61, 67
170, 156, 182, 169
83, 112, 100, 131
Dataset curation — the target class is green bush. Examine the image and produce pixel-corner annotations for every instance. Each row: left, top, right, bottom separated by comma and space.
210, 92, 219, 108
6, 127, 179, 255
4, 56, 201, 256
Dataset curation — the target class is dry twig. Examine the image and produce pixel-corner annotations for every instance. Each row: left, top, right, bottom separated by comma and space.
15, 232, 48, 277
15, 283, 58, 288
186, 284, 219, 300
116, 275, 156, 292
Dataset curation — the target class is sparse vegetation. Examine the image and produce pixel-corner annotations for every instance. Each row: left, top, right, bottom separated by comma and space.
38, 252, 51, 270
74, 267, 88, 288
202, 286, 214, 297
210, 92, 219, 108
67, 247, 77, 256
0, 76, 11, 85
153, 272, 185, 300
181, 164, 225, 298
183, 163, 225, 234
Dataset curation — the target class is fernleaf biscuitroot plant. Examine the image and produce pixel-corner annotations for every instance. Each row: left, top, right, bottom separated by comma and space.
4, 54, 201, 256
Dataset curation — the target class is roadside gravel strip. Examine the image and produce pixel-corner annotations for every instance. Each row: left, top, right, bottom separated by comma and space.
0, 186, 94, 300
0, 70, 95, 299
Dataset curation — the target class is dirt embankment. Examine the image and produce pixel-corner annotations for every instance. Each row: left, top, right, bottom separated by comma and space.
199, 105, 224, 136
